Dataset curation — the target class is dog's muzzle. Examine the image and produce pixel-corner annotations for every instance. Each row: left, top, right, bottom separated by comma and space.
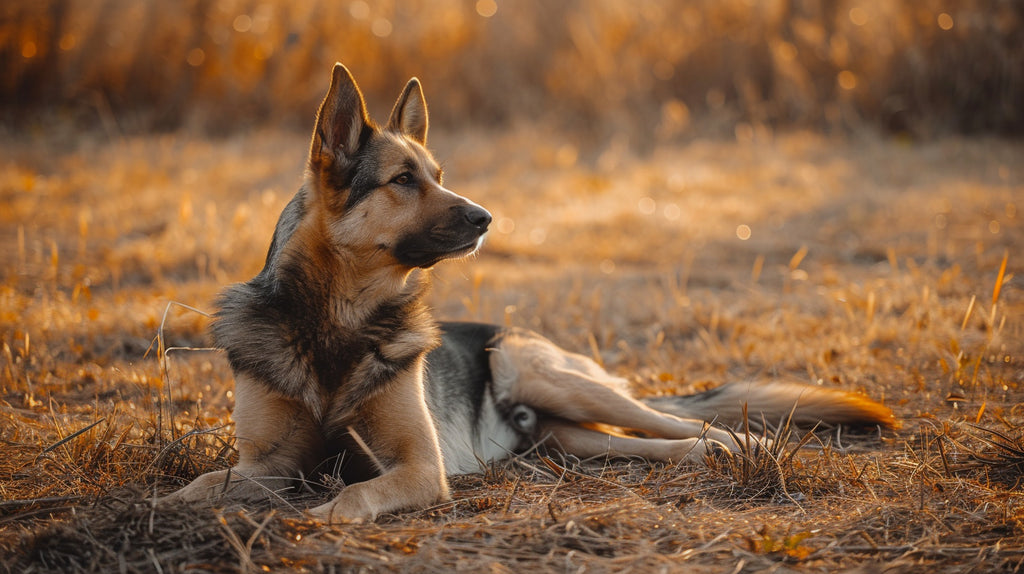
392, 202, 492, 268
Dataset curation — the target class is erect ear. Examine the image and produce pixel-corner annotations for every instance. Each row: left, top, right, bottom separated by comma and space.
386, 78, 428, 145
310, 63, 370, 168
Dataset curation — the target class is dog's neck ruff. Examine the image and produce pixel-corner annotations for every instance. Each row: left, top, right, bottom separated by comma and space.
212, 231, 440, 423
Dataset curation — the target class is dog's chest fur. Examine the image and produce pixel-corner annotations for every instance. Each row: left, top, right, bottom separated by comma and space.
211, 258, 439, 420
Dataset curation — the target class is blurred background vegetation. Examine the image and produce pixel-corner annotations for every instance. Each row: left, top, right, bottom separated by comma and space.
2, 0, 1022, 141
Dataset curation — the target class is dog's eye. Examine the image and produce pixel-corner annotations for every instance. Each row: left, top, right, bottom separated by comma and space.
392, 173, 414, 186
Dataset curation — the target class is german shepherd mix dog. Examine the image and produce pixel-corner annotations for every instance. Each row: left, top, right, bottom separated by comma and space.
165, 64, 897, 522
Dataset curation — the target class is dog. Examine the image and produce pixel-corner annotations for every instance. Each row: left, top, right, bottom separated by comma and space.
163, 63, 897, 522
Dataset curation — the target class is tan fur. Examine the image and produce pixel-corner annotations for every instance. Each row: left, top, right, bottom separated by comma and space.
491, 332, 743, 452
541, 419, 715, 464
309, 357, 448, 522
163, 374, 323, 503
643, 381, 899, 430
487, 331, 895, 464
168, 368, 448, 522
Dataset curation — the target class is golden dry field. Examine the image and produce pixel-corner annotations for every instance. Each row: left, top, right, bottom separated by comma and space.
2, 126, 1022, 573
2, 1, 1024, 572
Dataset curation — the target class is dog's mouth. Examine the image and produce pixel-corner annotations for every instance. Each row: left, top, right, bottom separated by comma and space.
393, 232, 486, 269
392, 203, 491, 269
447, 235, 486, 259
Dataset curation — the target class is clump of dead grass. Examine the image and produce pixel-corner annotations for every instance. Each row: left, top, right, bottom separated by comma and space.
935, 420, 1024, 488
702, 410, 823, 504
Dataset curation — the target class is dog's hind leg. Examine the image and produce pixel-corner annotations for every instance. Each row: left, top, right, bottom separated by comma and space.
490, 331, 743, 449
537, 418, 728, 464
161, 374, 323, 505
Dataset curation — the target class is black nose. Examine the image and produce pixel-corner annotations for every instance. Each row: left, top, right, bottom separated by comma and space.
464, 205, 492, 229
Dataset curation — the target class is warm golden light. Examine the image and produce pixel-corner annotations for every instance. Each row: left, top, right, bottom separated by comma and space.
0, 0, 1015, 143
496, 217, 515, 234
638, 197, 656, 215
233, 14, 253, 33
372, 18, 393, 37
476, 0, 498, 18
838, 70, 858, 90
1, 4, 1022, 568
349, 1, 370, 20
555, 144, 578, 168
776, 41, 797, 62
848, 7, 868, 26
660, 100, 690, 133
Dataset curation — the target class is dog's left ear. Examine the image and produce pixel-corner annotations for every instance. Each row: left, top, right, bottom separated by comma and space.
386, 78, 428, 145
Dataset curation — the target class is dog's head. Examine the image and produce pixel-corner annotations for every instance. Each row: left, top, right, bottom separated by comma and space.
305, 63, 491, 270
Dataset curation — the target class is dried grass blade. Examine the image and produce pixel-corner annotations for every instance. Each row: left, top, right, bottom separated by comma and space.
217, 511, 259, 573
992, 249, 1008, 306
540, 455, 568, 479
38, 417, 106, 457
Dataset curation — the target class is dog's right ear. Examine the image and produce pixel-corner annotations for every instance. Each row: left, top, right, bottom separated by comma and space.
310, 63, 370, 171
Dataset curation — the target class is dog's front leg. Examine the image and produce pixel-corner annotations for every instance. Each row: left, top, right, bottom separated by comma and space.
308, 366, 449, 522
162, 374, 323, 504
308, 460, 446, 523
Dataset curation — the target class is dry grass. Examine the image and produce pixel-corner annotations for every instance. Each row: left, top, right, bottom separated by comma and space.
1, 126, 1022, 572
4, 0, 1023, 136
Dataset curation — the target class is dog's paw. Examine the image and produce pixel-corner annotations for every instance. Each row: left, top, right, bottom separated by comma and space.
157, 473, 226, 505
153, 489, 188, 506
308, 483, 380, 524
307, 499, 371, 524
675, 437, 733, 466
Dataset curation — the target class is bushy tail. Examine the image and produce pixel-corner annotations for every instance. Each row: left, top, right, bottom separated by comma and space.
642, 381, 898, 431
